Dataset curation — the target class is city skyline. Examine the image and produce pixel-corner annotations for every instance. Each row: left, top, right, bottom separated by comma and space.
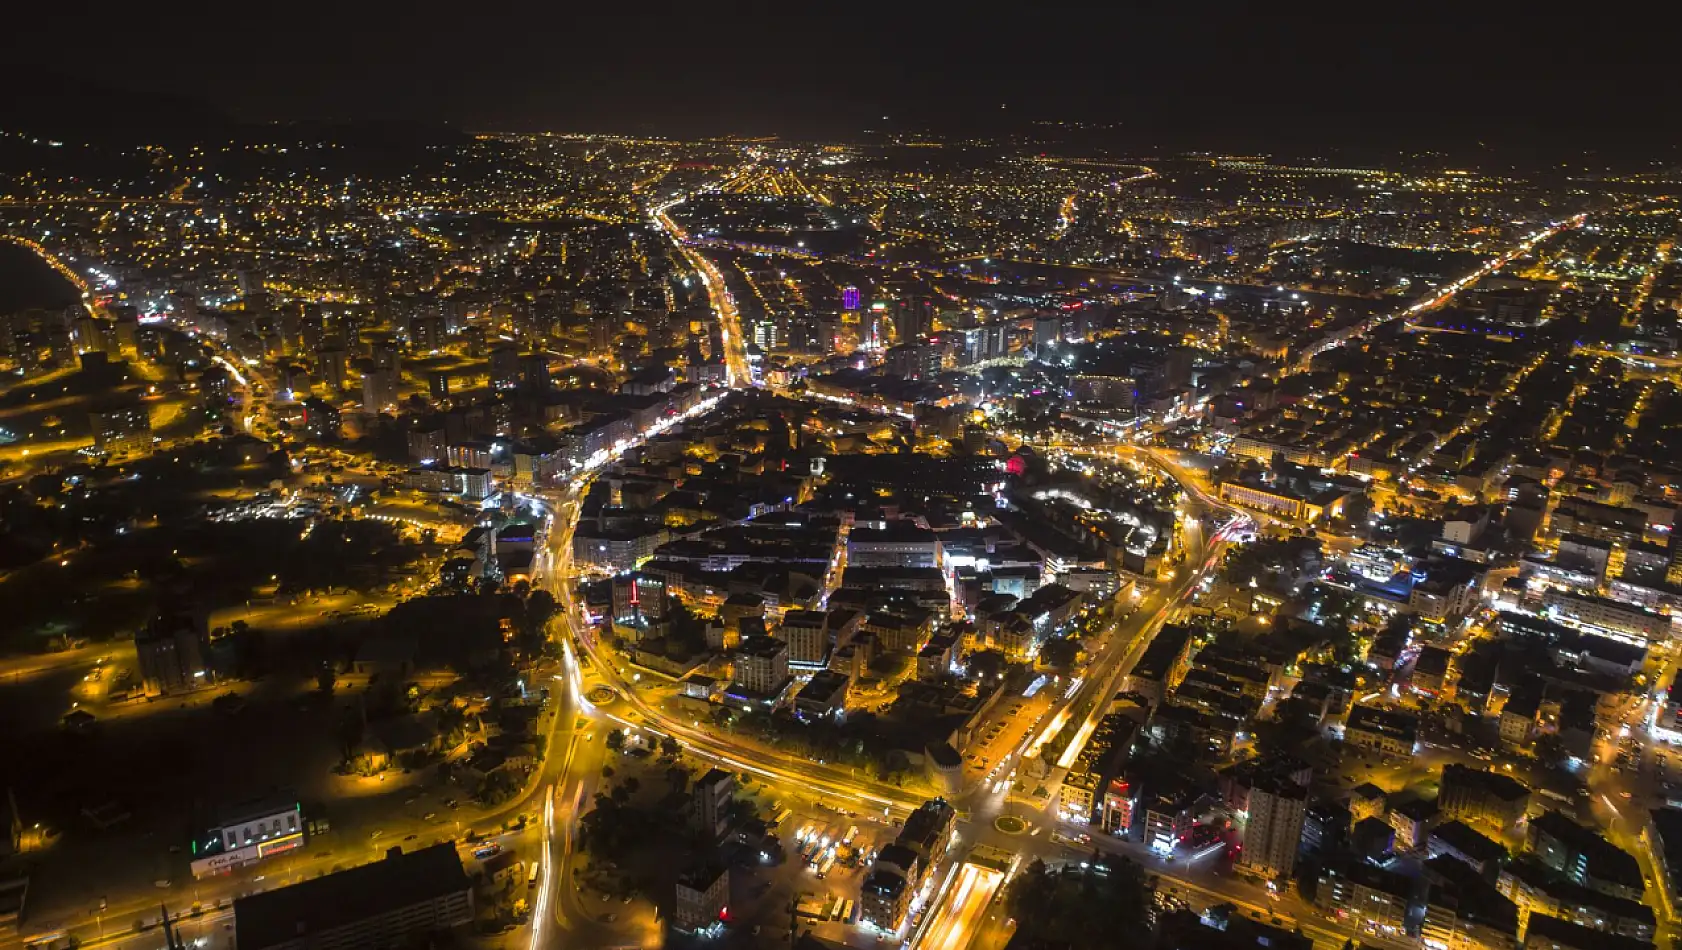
4, 12, 1682, 950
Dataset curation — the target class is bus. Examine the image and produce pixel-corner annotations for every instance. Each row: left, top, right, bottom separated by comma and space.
842, 824, 859, 846
816, 851, 837, 878
774, 808, 793, 827
840, 899, 855, 925
527, 860, 540, 887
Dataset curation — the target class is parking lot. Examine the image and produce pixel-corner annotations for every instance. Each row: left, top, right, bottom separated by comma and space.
961, 684, 1056, 792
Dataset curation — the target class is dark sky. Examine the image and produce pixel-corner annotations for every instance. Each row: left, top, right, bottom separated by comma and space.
8, 2, 1681, 157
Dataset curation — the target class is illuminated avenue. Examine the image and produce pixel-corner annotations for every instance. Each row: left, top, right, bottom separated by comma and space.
2, 38, 1682, 950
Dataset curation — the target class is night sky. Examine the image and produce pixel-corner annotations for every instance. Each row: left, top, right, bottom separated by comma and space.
7, 2, 1681, 158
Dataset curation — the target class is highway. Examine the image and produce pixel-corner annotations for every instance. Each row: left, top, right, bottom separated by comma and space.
913, 861, 1005, 950
650, 197, 753, 387
1296, 213, 1587, 370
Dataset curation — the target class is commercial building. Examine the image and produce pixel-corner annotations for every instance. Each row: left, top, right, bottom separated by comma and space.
792, 670, 850, 723
232, 843, 472, 950
1101, 778, 1138, 836
1542, 590, 1670, 645
1498, 858, 1655, 942
847, 522, 944, 569
672, 864, 729, 934
611, 572, 669, 628
1642, 808, 1682, 932
403, 465, 494, 501
1316, 861, 1413, 940
1345, 705, 1419, 757
859, 867, 911, 933
1217, 478, 1350, 524
1060, 715, 1139, 825
190, 798, 306, 878
572, 524, 670, 573
1418, 872, 1521, 950
859, 798, 957, 933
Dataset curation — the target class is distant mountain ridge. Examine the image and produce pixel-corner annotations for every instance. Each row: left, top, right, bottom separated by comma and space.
0, 72, 464, 147
0, 71, 235, 141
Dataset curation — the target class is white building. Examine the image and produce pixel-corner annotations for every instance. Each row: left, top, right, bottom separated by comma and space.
191, 798, 306, 878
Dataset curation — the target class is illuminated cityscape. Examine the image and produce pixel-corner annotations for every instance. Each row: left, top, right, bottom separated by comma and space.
1, 8, 1682, 950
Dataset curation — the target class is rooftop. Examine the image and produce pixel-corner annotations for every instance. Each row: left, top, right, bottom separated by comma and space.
233, 844, 470, 950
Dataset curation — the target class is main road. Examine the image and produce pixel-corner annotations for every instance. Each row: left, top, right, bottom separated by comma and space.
650, 198, 753, 386
526, 186, 1337, 950
1294, 213, 1587, 370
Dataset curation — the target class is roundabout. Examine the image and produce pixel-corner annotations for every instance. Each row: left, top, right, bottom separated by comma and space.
994, 814, 1029, 835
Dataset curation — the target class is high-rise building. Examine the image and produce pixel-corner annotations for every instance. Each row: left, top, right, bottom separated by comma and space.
409, 315, 445, 352
1237, 776, 1308, 880
842, 285, 861, 312
895, 295, 935, 342
74, 314, 115, 357
611, 572, 669, 628
518, 352, 550, 391
317, 346, 349, 393
777, 610, 831, 668
488, 342, 520, 391
958, 323, 1009, 365
860, 867, 911, 933
298, 306, 328, 354
427, 370, 451, 402
1034, 313, 1063, 355
588, 316, 615, 355
691, 768, 735, 842
89, 402, 153, 456
673, 865, 729, 934
299, 398, 341, 441
407, 426, 447, 463
367, 334, 399, 372
885, 341, 944, 380
199, 367, 233, 407
362, 368, 400, 414
730, 635, 790, 699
